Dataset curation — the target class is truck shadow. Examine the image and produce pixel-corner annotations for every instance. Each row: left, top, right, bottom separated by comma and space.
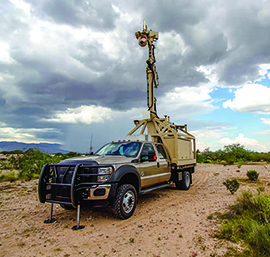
52, 186, 178, 224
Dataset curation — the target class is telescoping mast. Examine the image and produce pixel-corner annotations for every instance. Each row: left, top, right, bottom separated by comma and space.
127, 21, 196, 166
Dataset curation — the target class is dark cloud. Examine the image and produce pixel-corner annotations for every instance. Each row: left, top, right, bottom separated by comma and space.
216, 1, 270, 85
13, 107, 45, 116
25, 0, 118, 30
0, 96, 6, 107
132, 0, 205, 32
0, 0, 269, 151
63, 115, 136, 152
14, 69, 146, 111
6, 38, 147, 113
126, 0, 270, 86
157, 60, 208, 90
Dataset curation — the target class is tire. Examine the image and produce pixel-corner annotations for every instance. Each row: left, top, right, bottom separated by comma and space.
60, 204, 75, 210
113, 184, 137, 220
175, 171, 191, 190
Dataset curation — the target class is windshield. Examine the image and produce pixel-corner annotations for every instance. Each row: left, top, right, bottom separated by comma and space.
95, 142, 142, 157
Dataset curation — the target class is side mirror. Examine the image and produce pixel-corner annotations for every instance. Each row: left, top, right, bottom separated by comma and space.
148, 150, 157, 162
141, 150, 156, 162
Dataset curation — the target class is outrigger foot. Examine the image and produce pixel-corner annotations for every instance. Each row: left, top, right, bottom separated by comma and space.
72, 204, 85, 230
44, 218, 57, 224
72, 225, 85, 230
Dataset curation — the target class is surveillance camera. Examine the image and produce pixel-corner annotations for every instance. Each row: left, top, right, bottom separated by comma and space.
138, 36, 147, 47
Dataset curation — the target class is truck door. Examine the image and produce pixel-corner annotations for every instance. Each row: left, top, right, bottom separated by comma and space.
155, 144, 171, 183
139, 143, 160, 188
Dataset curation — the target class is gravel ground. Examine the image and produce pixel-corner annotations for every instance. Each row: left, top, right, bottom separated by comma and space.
1, 163, 269, 257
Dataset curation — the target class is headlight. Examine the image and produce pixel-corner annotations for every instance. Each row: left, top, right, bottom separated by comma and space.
98, 166, 115, 182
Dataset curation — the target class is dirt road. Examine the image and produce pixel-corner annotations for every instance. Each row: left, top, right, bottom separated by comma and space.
1, 164, 269, 256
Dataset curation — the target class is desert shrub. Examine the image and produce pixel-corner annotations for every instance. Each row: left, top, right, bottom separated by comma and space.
18, 148, 64, 181
224, 247, 251, 257
0, 160, 11, 170
248, 224, 270, 255
217, 192, 270, 256
0, 172, 17, 182
231, 191, 270, 220
223, 179, 240, 195
0, 148, 82, 181
9, 155, 26, 170
247, 170, 259, 181
257, 186, 265, 195
215, 221, 235, 241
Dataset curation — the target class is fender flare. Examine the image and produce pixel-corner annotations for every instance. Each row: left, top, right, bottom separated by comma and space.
110, 165, 141, 193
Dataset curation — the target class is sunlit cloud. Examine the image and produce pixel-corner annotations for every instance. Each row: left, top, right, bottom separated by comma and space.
218, 133, 266, 151
223, 83, 270, 114
0, 127, 60, 143
261, 118, 270, 125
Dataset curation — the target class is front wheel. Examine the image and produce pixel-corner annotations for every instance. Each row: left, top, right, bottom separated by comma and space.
113, 184, 137, 220
175, 171, 191, 190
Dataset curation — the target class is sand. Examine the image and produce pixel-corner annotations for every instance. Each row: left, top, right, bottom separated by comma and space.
1, 163, 269, 257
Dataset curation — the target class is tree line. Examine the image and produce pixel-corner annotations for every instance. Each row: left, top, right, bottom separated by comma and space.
197, 144, 270, 164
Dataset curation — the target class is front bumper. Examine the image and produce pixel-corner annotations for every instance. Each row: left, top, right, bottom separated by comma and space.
38, 163, 116, 208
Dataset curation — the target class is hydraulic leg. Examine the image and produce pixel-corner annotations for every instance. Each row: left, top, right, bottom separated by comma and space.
44, 203, 57, 224
72, 203, 85, 230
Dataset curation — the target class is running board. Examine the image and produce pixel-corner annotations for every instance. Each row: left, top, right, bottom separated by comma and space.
140, 182, 172, 195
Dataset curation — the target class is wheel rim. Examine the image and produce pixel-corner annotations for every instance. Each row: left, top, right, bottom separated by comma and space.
185, 172, 190, 187
122, 190, 135, 213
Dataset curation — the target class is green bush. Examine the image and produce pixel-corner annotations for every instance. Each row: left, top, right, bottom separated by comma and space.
247, 170, 259, 181
0, 172, 17, 182
17, 148, 65, 181
248, 224, 270, 255
0, 148, 82, 181
223, 179, 240, 194
216, 191, 270, 256
0, 160, 11, 170
223, 144, 251, 163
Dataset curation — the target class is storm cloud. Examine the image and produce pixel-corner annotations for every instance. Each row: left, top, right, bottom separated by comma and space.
0, 0, 269, 151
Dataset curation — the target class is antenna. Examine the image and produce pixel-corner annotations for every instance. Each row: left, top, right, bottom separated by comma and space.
90, 133, 93, 155
143, 20, 147, 31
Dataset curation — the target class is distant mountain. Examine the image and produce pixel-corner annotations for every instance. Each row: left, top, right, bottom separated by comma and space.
0, 141, 70, 154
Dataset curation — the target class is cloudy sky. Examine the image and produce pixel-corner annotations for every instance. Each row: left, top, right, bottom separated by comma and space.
0, 0, 270, 153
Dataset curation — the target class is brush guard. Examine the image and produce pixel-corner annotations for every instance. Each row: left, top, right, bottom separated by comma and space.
38, 163, 115, 230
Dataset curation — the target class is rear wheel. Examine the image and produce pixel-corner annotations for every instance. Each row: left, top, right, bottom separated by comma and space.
113, 184, 137, 219
175, 171, 191, 190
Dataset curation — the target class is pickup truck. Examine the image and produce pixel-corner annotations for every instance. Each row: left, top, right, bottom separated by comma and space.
39, 23, 196, 228
38, 140, 195, 222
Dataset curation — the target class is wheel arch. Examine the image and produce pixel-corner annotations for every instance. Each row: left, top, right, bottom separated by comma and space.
111, 165, 141, 194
